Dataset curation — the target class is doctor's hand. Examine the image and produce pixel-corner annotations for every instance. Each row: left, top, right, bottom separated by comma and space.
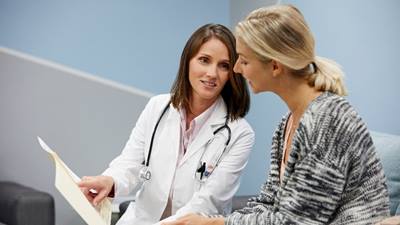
77, 175, 114, 206
161, 213, 224, 225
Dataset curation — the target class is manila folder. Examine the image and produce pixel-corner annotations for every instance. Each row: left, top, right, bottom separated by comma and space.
37, 136, 111, 225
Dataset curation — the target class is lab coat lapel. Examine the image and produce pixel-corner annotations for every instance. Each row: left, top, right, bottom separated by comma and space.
159, 102, 181, 161
179, 97, 227, 167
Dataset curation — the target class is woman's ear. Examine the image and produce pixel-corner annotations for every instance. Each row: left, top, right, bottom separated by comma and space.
271, 60, 283, 78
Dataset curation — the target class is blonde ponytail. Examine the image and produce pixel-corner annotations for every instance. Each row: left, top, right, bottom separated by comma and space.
235, 5, 349, 96
308, 56, 347, 96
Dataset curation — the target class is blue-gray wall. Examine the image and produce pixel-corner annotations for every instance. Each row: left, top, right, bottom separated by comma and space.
1, 0, 399, 201
0, 0, 229, 93
282, 0, 400, 134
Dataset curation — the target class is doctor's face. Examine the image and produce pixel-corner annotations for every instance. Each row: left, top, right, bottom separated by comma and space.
189, 38, 230, 105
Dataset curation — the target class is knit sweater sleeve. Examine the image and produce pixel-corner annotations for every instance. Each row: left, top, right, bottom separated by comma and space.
225, 153, 346, 225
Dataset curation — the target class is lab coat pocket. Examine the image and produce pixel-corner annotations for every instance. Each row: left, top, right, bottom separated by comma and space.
201, 136, 227, 177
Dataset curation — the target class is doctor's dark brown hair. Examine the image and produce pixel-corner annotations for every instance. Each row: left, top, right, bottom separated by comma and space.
170, 23, 250, 121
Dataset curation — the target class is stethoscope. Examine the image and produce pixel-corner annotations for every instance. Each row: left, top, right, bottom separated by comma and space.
139, 101, 231, 182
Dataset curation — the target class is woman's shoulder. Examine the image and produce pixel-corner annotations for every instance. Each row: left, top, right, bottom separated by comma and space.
146, 93, 171, 107
139, 94, 171, 116
306, 92, 362, 130
229, 117, 255, 135
300, 92, 373, 160
310, 92, 349, 114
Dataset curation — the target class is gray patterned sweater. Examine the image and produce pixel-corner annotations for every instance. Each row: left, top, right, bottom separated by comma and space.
226, 92, 390, 225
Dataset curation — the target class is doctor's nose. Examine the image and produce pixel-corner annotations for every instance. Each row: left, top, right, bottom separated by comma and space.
206, 64, 218, 77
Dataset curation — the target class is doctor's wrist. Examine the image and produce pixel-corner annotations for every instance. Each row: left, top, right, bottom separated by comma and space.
107, 183, 115, 198
101, 175, 115, 198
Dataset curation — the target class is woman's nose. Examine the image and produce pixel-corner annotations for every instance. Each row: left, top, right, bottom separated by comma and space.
233, 60, 241, 73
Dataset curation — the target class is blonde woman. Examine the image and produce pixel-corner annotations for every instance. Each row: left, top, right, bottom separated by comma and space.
164, 4, 390, 225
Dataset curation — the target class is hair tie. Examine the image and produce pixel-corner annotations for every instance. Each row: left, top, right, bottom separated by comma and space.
310, 62, 317, 74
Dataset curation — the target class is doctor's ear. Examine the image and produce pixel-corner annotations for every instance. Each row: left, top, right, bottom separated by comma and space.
271, 60, 284, 78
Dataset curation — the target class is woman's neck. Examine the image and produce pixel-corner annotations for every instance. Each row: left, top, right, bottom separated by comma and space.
278, 82, 321, 123
186, 96, 217, 123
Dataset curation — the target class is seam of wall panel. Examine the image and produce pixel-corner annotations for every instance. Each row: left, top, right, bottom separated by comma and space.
0, 46, 154, 98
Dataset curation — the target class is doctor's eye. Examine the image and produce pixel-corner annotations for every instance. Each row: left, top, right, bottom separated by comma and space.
198, 56, 209, 64
219, 62, 230, 71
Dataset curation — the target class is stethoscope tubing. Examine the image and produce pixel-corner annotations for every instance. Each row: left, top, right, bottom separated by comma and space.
144, 102, 170, 167
142, 100, 231, 181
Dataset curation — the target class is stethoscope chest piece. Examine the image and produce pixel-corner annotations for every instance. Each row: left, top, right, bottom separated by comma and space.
139, 166, 151, 181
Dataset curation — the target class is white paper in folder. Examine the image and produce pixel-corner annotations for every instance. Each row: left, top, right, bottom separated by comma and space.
37, 136, 111, 225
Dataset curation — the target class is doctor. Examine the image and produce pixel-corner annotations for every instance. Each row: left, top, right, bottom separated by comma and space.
78, 23, 254, 225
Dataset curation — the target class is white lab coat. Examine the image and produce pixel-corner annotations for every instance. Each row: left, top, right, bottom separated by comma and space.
103, 94, 254, 225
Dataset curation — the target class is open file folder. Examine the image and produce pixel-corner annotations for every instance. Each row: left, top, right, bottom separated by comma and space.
37, 137, 111, 225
